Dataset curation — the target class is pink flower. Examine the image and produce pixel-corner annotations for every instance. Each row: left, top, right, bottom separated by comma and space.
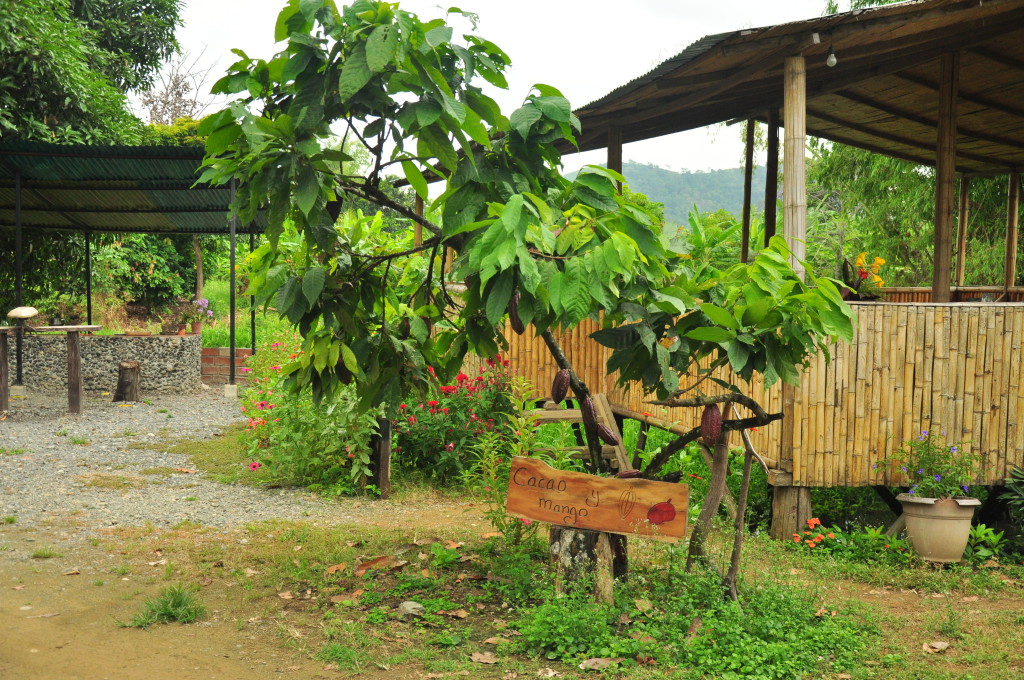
240, 367, 252, 372
520, 518, 532, 525
445, 442, 455, 451
249, 461, 261, 471
271, 342, 281, 348
270, 366, 281, 371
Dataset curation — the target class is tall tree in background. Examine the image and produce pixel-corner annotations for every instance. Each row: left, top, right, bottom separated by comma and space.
0, 0, 182, 144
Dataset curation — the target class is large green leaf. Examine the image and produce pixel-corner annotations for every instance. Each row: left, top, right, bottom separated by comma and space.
338, 43, 372, 100
700, 303, 740, 330
484, 271, 514, 326
685, 327, 736, 343
365, 23, 398, 72
302, 266, 326, 307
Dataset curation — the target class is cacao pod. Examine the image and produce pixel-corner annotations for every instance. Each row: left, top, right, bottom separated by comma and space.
617, 488, 638, 518
579, 395, 598, 428
701, 404, 722, 445
336, 359, 353, 385
550, 369, 570, 403
615, 469, 642, 479
508, 290, 525, 335
647, 499, 677, 526
596, 423, 620, 446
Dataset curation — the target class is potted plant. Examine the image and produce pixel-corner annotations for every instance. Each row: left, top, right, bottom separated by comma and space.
889, 429, 982, 563
182, 297, 214, 334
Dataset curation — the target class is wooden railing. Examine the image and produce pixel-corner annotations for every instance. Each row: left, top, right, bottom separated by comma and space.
880, 286, 1024, 303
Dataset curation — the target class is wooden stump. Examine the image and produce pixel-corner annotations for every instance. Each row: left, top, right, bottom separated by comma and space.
549, 527, 627, 604
769, 486, 813, 539
112, 360, 141, 402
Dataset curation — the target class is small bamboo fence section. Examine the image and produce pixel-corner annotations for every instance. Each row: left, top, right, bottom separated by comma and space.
485, 302, 1024, 488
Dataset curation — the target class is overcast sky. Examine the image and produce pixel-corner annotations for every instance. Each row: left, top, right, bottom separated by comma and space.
171, 0, 828, 173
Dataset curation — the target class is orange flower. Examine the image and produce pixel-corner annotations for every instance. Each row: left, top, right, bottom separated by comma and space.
827, 533, 835, 539
793, 535, 801, 543
805, 540, 816, 547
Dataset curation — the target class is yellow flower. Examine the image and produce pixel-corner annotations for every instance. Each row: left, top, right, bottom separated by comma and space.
871, 256, 886, 273
872, 274, 884, 286
854, 252, 867, 268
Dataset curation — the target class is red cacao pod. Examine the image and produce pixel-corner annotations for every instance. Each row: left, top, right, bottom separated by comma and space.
596, 423, 620, 446
701, 404, 722, 445
579, 395, 598, 428
647, 499, 677, 526
615, 469, 642, 479
551, 369, 570, 403
508, 290, 525, 335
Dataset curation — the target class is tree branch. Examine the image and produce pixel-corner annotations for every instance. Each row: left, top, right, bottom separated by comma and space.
539, 328, 604, 473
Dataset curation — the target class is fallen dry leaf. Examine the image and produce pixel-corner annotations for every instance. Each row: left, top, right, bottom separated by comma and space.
923, 641, 950, 654
442, 609, 470, 619
635, 654, 656, 665
244, 567, 260, 577
147, 559, 167, 566
633, 598, 653, 613
445, 540, 464, 550
278, 591, 294, 600
63, 569, 80, 576
345, 540, 363, 548
12, 585, 25, 590
961, 595, 979, 602
814, 607, 836, 618
931, 593, 945, 599
480, 532, 502, 539
199, 576, 212, 587
471, 651, 498, 664
459, 554, 480, 562
483, 636, 510, 645
578, 657, 622, 670
325, 563, 347, 575
26, 612, 60, 619
355, 555, 394, 577
536, 670, 561, 678
173, 467, 198, 474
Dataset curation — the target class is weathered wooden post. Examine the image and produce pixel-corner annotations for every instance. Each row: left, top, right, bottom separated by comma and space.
113, 360, 141, 402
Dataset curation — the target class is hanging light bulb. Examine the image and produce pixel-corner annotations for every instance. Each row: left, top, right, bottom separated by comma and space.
826, 45, 838, 68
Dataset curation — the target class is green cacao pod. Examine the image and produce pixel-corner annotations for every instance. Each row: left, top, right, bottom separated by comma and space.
596, 423, 620, 446
508, 290, 525, 335
701, 404, 722, 445
551, 369, 570, 403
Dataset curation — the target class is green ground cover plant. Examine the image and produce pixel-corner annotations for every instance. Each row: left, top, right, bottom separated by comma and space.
122, 584, 206, 629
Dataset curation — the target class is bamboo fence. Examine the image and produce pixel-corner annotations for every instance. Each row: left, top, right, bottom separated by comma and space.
483, 302, 1024, 488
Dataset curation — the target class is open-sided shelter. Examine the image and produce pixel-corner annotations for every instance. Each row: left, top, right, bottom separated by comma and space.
496, 0, 1024, 537
0, 141, 264, 387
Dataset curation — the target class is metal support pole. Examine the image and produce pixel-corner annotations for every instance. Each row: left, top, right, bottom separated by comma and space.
85, 231, 93, 325
14, 170, 23, 386
249, 230, 256, 356
229, 180, 237, 386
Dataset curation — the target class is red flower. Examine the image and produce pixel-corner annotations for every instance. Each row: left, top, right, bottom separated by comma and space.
399, 403, 407, 409
456, 373, 469, 382
427, 400, 439, 407
859, 269, 869, 280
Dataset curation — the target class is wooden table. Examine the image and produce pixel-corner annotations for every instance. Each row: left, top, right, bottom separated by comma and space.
0, 325, 101, 414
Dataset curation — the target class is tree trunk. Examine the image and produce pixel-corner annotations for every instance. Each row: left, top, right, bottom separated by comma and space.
549, 526, 627, 605
370, 417, 392, 499
112, 360, 141, 403
686, 405, 734, 573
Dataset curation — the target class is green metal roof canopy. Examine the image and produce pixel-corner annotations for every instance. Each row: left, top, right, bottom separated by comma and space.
0, 141, 264, 235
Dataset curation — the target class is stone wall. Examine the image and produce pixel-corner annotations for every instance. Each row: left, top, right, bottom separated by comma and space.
5, 333, 202, 393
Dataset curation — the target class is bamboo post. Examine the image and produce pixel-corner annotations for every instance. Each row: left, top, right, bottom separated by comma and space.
1005, 171, 1020, 290
783, 55, 807, 277
607, 124, 623, 194
764, 108, 780, 242
741, 119, 755, 262
933, 52, 959, 303
955, 176, 971, 288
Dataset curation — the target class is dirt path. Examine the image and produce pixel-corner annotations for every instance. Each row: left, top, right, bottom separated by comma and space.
1, 500, 490, 680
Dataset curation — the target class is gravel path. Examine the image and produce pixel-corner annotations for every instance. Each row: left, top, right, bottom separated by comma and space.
0, 391, 337, 533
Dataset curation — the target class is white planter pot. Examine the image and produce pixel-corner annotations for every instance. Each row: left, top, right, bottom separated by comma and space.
897, 493, 980, 563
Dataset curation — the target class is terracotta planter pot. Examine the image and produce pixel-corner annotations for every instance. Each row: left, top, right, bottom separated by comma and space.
190, 321, 203, 335
898, 493, 980, 563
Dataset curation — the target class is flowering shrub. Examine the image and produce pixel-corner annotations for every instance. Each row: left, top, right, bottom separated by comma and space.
182, 297, 215, 324
841, 251, 886, 300
392, 356, 514, 483
788, 518, 914, 565
239, 329, 382, 495
884, 428, 982, 499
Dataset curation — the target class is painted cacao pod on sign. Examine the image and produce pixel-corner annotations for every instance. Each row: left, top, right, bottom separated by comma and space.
508, 290, 525, 335
551, 369, 570, 403
647, 499, 677, 525
596, 423, 620, 446
701, 404, 722, 445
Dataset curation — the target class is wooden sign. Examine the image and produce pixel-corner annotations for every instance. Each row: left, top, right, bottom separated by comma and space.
505, 457, 689, 541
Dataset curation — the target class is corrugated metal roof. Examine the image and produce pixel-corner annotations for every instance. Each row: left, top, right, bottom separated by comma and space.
0, 141, 265, 235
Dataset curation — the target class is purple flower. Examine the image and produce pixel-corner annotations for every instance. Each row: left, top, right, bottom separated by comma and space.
872, 463, 878, 469
962, 485, 969, 494
909, 488, 916, 495
901, 466, 907, 472
950, 446, 957, 453
917, 468, 924, 475
933, 474, 941, 482
922, 430, 929, 436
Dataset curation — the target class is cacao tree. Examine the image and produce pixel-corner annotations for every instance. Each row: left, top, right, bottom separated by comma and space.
198, 0, 854, 594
